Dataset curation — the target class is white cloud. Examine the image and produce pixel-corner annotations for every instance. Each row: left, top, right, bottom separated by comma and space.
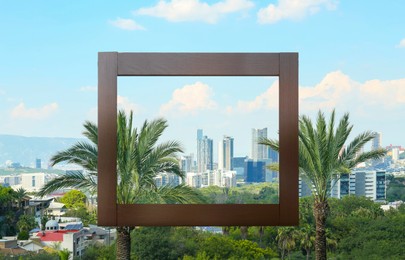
397, 38, 405, 48
230, 71, 405, 114
117, 95, 142, 115
109, 17, 145, 30
160, 82, 217, 116
11, 102, 58, 120
258, 0, 338, 24
135, 0, 254, 24
80, 86, 97, 92
227, 80, 279, 114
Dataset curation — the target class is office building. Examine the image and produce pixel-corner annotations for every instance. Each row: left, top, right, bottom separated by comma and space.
20, 173, 47, 192
244, 160, 266, 183
232, 156, 248, 177
371, 132, 383, 166
36, 158, 42, 169
197, 129, 213, 173
218, 136, 234, 171
180, 154, 194, 173
330, 170, 386, 202
154, 172, 182, 188
299, 177, 313, 197
371, 132, 382, 150
187, 170, 236, 188
251, 128, 268, 160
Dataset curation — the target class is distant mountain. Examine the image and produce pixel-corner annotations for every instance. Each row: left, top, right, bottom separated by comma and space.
0, 135, 84, 167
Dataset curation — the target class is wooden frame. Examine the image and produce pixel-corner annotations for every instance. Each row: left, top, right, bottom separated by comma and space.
98, 52, 298, 226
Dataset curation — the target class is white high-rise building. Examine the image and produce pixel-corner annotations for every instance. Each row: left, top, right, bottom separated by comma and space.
371, 132, 383, 166
180, 154, 194, 173
186, 170, 237, 188
218, 136, 234, 171
391, 148, 399, 163
197, 129, 213, 173
371, 132, 382, 150
20, 173, 47, 192
251, 128, 268, 160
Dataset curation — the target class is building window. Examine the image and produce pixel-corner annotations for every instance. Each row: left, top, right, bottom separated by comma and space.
32, 176, 36, 187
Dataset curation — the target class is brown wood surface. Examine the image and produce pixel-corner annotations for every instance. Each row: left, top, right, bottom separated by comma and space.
117, 204, 279, 226
98, 52, 118, 226
97, 52, 298, 226
117, 53, 280, 76
279, 53, 299, 225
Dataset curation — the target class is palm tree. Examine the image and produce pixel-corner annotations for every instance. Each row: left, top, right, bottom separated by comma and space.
260, 110, 386, 260
38, 111, 203, 260
276, 227, 297, 259
297, 224, 315, 260
14, 187, 28, 212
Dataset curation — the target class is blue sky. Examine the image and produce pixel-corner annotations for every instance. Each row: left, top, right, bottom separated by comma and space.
0, 0, 404, 158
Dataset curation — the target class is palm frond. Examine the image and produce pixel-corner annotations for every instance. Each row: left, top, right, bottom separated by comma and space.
50, 142, 97, 173
258, 137, 279, 152
348, 148, 386, 168
82, 121, 98, 145
37, 171, 96, 197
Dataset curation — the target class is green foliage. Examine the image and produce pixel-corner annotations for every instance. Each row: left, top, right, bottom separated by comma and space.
75, 243, 116, 260
336, 214, 405, 258
58, 249, 70, 260
0, 251, 58, 259
17, 229, 29, 240
0, 211, 16, 236
168, 227, 205, 260
198, 235, 277, 259
0, 186, 15, 214
17, 214, 37, 232
63, 207, 96, 226
41, 216, 49, 231
387, 176, 405, 202
329, 195, 383, 219
199, 183, 279, 204
132, 227, 172, 260
59, 190, 86, 209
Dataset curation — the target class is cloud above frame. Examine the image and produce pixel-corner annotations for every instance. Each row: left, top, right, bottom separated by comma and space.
160, 81, 217, 116
109, 17, 145, 30
228, 71, 405, 114
117, 95, 143, 115
135, 0, 254, 24
397, 38, 405, 48
258, 0, 338, 24
11, 102, 58, 120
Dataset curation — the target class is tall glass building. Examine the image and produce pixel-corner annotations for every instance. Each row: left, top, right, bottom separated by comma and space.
197, 129, 213, 173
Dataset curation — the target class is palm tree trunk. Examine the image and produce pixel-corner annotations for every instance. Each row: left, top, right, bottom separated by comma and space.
116, 226, 131, 260
313, 200, 329, 260
240, 226, 248, 239
222, 226, 230, 236
259, 226, 264, 247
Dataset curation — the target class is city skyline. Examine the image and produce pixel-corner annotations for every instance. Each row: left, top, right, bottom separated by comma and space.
0, 1, 404, 153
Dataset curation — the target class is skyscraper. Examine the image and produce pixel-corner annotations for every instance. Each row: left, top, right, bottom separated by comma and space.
197, 129, 213, 173
180, 154, 194, 173
218, 136, 234, 171
251, 128, 268, 160
36, 158, 41, 169
371, 132, 383, 166
244, 160, 266, 183
371, 132, 382, 150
